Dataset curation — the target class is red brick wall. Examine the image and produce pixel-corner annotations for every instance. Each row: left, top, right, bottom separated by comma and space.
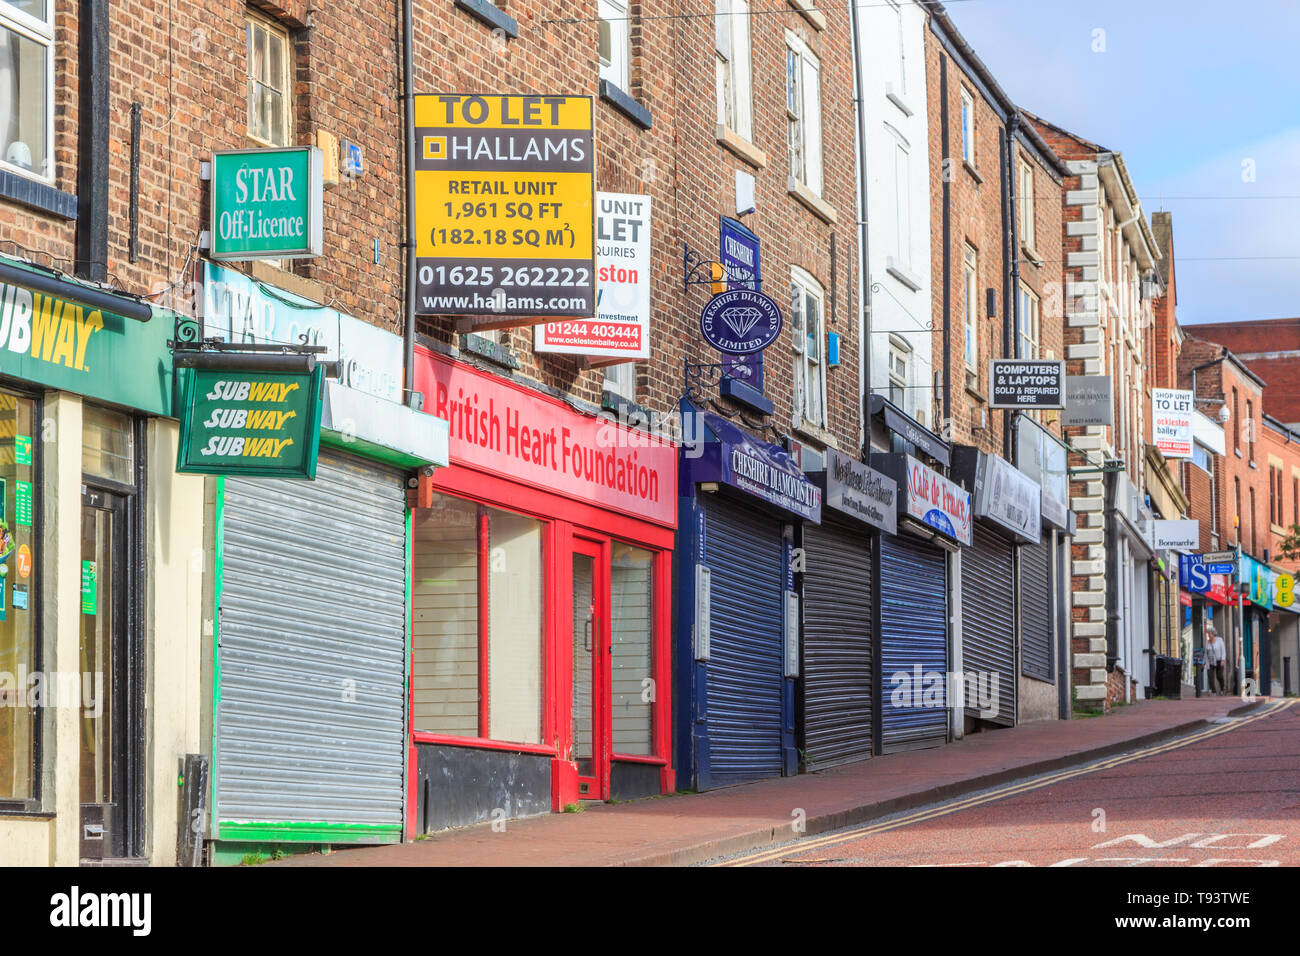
1191, 319, 1300, 425
1182, 460, 1217, 551
5, 1, 861, 456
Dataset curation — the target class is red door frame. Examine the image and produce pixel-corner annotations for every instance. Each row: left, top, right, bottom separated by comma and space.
406, 462, 676, 833
568, 534, 611, 801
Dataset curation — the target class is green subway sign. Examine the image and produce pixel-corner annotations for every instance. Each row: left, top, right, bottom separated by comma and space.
177, 367, 325, 478
209, 147, 323, 260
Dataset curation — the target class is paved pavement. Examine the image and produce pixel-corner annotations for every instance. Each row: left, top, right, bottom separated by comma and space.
724, 698, 1298, 867
276, 696, 1264, 867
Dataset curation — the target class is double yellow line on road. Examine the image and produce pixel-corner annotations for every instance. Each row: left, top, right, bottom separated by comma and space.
720, 699, 1294, 867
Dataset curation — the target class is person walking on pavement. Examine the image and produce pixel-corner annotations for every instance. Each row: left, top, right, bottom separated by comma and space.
1206, 623, 1227, 695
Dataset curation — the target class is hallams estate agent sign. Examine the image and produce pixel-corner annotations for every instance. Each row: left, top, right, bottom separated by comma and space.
210, 147, 325, 260
177, 367, 325, 479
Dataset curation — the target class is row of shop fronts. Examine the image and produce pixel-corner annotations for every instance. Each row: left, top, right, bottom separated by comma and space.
0, 250, 1083, 861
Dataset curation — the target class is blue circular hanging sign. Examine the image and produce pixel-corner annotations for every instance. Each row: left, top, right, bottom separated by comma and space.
699, 288, 784, 354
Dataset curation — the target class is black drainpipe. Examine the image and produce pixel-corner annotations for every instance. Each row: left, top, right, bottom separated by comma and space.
1004, 113, 1021, 462
939, 54, 952, 428
400, 0, 419, 409
76, 0, 109, 282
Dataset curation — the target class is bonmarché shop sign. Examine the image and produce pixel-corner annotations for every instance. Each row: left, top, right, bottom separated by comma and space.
0, 271, 174, 416
177, 367, 325, 478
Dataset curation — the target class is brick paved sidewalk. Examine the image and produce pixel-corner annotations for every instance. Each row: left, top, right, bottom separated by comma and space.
276, 696, 1262, 867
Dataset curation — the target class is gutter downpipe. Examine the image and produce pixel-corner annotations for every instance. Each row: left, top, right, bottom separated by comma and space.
401, 0, 419, 409
939, 53, 952, 430
1105, 467, 1120, 675
1002, 112, 1020, 463
850, 0, 872, 455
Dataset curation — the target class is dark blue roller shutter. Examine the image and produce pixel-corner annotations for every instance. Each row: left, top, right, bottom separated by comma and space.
702, 497, 784, 787
879, 534, 949, 752
1021, 537, 1053, 681
960, 524, 1017, 726
801, 518, 873, 769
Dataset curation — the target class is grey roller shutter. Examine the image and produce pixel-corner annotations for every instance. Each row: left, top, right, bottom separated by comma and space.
879, 534, 948, 752
1020, 537, 1053, 681
701, 497, 784, 788
215, 451, 408, 840
960, 523, 1016, 726
801, 518, 873, 769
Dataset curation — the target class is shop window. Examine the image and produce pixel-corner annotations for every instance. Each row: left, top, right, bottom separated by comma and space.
246, 11, 292, 147
82, 405, 135, 485
790, 267, 826, 428
715, 0, 752, 142
412, 493, 543, 745
0, 390, 39, 804
0, 1, 52, 182
610, 543, 653, 755
785, 31, 822, 195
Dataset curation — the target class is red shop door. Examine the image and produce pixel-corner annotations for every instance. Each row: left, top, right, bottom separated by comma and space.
570, 537, 611, 800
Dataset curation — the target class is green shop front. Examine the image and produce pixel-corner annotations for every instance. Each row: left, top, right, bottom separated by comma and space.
195, 263, 448, 861
0, 254, 205, 866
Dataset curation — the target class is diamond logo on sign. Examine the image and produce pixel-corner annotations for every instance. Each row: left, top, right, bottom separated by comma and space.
700, 289, 783, 354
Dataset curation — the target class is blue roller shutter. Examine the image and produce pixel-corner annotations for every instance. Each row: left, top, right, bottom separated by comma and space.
960, 523, 1017, 726
701, 497, 785, 787
879, 534, 948, 752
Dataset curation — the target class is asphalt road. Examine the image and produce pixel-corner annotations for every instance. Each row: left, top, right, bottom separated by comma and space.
719, 699, 1299, 867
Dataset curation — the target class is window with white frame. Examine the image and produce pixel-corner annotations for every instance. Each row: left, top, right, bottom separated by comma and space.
247, 11, 292, 147
960, 87, 975, 167
790, 268, 826, 427
963, 244, 978, 377
603, 361, 636, 401
1019, 160, 1035, 251
598, 0, 629, 91
1017, 283, 1040, 360
715, 0, 752, 141
888, 343, 908, 409
0, 1, 54, 181
890, 0, 906, 95
785, 31, 822, 195
892, 136, 911, 269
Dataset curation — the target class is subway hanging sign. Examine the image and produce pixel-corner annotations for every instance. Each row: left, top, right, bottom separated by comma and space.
412, 94, 596, 320
176, 367, 325, 478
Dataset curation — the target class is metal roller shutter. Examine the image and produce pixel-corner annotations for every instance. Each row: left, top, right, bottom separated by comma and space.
702, 497, 784, 787
215, 451, 408, 841
1020, 537, 1053, 681
879, 534, 948, 752
960, 524, 1016, 726
801, 519, 873, 769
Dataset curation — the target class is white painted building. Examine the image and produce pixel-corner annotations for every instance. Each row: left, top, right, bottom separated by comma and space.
852, 0, 934, 436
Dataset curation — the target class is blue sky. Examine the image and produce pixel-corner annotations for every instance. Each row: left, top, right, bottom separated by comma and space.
942, 0, 1300, 325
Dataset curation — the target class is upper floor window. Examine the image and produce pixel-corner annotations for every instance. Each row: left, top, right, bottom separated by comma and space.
1017, 283, 1040, 360
790, 268, 826, 428
1018, 160, 1035, 250
598, 0, 629, 91
1191, 442, 1213, 475
963, 244, 978, 380
890, 133, 911, 269
1246, 399, 1255, 461
785, 32, 822, 195
888, 342, 908, 409
715, 0, 753, 141
0, 1, 54, 182
1232, 387, 1240, 451
959, 87, 975, 167
603, 361, 636, 402
247, 12, 292, 147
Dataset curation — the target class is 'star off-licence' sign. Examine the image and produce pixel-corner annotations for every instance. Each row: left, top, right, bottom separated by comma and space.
210, 147, 324, 260
413, 94, 596, 320
990, 359, 1065, 409
536, 193, 650, 360
1152, 388, 1194, 459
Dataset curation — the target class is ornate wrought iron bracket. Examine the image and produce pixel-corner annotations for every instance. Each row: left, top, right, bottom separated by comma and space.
683, 358, 730, 405
867, 281, 935, 332
167, 315, 204, 351
167, 312, 328, 357
683, 242, 759, 295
